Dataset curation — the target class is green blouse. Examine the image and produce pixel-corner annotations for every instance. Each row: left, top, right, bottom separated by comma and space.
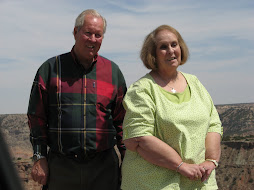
121, 72, 222, 190
159, 81, 191, 104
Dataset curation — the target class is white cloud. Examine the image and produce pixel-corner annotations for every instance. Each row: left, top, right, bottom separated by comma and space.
0, 0, 253, 114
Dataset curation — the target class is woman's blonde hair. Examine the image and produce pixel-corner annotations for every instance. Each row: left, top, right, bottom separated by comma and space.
140, 25, 189, 70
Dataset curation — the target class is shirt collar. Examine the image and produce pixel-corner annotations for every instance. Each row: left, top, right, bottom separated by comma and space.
71, 46, 98, 68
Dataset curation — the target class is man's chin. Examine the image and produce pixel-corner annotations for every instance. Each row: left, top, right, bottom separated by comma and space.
84, 51, 94, 57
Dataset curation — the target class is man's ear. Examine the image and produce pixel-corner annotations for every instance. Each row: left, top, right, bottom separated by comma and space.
73, 28, 77, 39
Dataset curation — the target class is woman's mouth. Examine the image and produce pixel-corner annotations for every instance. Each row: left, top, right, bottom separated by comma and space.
167, 57, 176, 61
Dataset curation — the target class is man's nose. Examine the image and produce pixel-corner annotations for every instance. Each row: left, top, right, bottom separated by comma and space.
88, 34, 96, 42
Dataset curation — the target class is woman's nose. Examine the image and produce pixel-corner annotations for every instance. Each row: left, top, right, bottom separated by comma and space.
168, 46, 174, 54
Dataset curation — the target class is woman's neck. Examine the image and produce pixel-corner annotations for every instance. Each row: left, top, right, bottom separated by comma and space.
154, 70, 179, 83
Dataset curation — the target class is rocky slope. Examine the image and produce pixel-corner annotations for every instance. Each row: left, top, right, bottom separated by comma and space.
0, 103, 253, 189
217, 142, 254, 189
216, 103, 254, 137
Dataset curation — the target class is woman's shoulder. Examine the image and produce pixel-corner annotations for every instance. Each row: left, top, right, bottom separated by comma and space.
181, 72, 204, 89
181, 72, 198, 81
125, 73, 158, 99
181, 72, 211, 98
129, 73, 156, 90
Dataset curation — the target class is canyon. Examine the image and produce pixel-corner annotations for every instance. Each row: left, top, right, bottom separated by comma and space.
0, 103, 253, 189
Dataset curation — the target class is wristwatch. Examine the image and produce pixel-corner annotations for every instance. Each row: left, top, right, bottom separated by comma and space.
33, 152, 46, 162
206, 159, 218, 168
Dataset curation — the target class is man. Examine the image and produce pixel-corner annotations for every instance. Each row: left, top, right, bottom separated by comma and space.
27, 9, 126, 190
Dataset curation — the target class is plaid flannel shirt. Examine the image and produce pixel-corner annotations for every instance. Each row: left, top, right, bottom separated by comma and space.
27, 48, 127, 159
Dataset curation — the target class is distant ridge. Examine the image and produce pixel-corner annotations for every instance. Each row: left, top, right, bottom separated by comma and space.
0, 102, 253, 151
0, 102, 253, 190
216, 103, 254, 137
216, 102, 254, 106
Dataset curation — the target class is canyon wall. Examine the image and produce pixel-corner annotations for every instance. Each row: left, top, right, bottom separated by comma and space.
1, 103, 253, 189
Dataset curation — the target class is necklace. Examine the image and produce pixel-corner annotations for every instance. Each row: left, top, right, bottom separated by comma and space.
156, 71, 178, 93
168, 87, 177, 93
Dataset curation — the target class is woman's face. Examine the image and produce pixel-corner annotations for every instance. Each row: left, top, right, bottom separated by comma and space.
155, 30, 181, 71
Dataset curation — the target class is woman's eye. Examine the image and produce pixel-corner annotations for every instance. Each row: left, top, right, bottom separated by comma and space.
160, 45, 167, 49
172, 42, 178, 47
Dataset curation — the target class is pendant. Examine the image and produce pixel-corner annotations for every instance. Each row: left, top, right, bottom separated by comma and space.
171, 88, 176, 93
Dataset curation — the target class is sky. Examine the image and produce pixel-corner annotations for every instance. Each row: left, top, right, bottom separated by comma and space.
0, 0, 254, 114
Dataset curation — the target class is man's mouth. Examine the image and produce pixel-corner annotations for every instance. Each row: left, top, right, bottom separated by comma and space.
87, 45, 95, 49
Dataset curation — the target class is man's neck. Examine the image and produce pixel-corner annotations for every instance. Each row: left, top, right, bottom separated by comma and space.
73, 46, 95, 70
80, 59, 94, 70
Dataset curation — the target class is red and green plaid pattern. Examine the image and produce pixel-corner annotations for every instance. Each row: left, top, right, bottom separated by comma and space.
27, 48, 127, 158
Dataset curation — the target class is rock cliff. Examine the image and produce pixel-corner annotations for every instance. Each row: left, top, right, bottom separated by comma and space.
0, 103, 253, 189
217, 142, 254, 189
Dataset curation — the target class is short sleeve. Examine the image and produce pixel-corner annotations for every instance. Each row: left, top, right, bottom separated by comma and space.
208, 104, 223, 136
123, 83, 156, 140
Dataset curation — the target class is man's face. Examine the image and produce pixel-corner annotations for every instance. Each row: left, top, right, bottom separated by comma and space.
74, 14, 104, 62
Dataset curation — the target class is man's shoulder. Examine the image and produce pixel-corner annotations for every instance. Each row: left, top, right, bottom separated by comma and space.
48, 52, 71, 63
97, 55, 111, 61
97, 55, 117, 66
40, 52, 71, 66
97, 55, 122, 73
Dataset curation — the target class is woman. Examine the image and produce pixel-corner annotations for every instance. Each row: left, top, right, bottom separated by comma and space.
121, 25, 222, 190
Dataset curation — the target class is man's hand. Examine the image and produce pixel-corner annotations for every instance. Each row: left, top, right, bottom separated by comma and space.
31, 158, 48, 185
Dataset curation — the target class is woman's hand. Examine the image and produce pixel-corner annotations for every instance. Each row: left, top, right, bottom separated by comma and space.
199, 161, 216, 182
199, 132, 221, 182
178, 163, 206, 180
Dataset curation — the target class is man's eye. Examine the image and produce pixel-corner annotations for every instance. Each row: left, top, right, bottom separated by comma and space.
84, 32, 91, 36
95, 34, 102, 38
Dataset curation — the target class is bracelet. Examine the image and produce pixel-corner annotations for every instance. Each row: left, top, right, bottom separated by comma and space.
176, 162, 184, 172
206, 159, 218, 168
